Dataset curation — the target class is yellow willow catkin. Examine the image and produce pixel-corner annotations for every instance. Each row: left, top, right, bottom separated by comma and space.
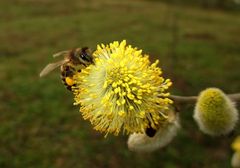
73, 40, 173, 136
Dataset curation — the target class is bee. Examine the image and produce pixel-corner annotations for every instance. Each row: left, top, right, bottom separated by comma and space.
39, 47, 94, 91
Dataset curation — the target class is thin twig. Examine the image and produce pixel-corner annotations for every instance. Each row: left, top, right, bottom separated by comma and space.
169, 93, 240, 104
169, 95, 197, 103
229, 93, 240, 102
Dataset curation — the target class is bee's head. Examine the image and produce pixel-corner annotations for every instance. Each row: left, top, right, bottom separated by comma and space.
74, 47, 93, 65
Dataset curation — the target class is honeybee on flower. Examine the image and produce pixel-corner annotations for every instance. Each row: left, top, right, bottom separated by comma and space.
73, 40, 173, 136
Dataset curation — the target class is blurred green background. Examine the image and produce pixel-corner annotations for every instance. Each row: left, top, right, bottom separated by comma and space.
0, 0, 239, 167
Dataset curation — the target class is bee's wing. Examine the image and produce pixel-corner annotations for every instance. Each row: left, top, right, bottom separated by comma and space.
39, 59, 68, 77
53, 51, 69, 58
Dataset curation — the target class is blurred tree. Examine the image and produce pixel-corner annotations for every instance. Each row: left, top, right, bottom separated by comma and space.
200, 0, 234, 9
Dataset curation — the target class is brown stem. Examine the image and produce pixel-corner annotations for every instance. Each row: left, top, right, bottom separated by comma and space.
169, 93, 240, 104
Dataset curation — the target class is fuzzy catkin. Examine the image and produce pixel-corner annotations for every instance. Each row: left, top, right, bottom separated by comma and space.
128, 111, 180, 152
193, 88, 238, 136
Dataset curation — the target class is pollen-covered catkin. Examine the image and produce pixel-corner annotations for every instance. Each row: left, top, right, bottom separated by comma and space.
73, 40, 173, 136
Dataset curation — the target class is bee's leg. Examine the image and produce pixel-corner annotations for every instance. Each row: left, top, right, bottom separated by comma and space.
61, 66, 75, 91
66, 85, 73, 91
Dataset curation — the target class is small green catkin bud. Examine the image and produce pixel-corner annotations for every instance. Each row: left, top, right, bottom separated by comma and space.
193, 88, 238, 136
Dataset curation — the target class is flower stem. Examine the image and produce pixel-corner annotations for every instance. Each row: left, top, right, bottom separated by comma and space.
169, 93, 240, 104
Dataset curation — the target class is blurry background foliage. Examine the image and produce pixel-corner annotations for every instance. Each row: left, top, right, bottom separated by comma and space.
0, 0, 239, 167
151, 0, 240, 10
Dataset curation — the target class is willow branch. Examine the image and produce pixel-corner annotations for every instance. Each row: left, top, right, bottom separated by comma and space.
169, 93, 240, 104
169, 95, 197, 104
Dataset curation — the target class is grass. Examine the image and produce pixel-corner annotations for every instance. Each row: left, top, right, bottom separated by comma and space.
0, 0, 239, 167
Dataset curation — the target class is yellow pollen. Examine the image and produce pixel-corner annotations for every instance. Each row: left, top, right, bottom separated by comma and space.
112, 82, 117, 88
103, 81, 108, 88
65, 77, 74, 86
118, 111, 126, 117
116, 100, 121, 106
139, 111, 145, 118
127, 93, 135, 100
